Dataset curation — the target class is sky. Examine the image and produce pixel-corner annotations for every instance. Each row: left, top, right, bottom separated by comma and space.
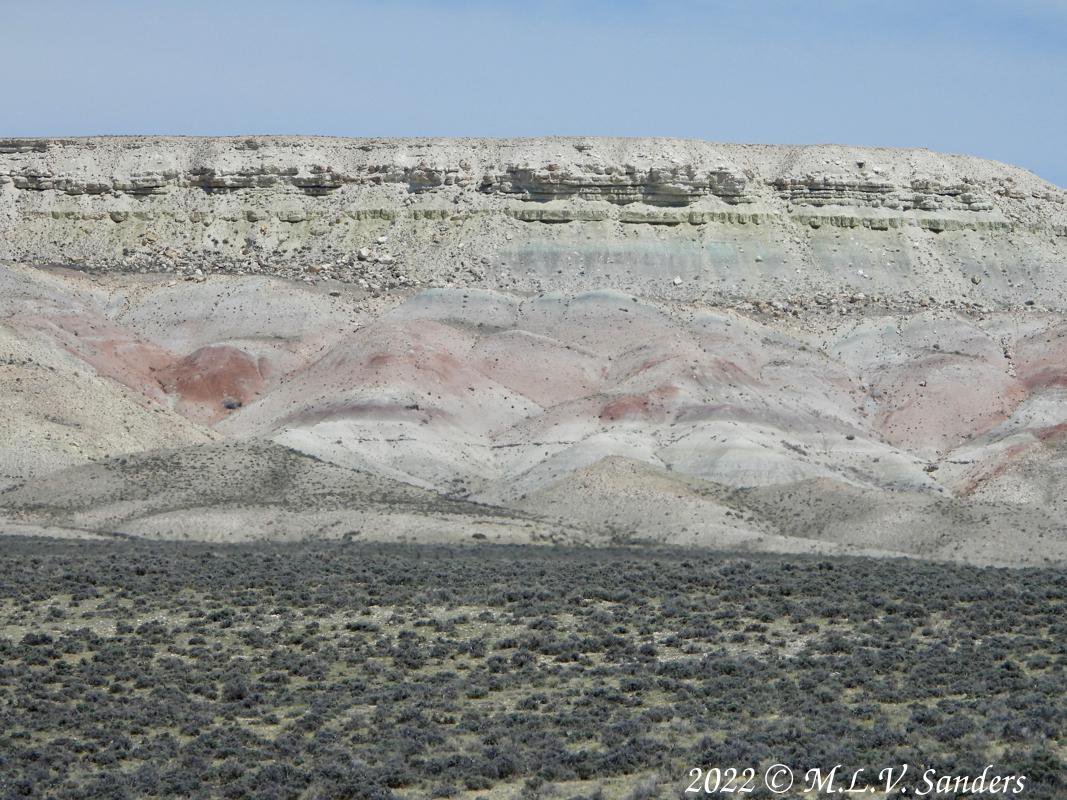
3, 0, 1065, 186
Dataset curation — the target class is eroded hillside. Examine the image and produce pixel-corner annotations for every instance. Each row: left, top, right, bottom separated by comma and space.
1, 137, 1065, 565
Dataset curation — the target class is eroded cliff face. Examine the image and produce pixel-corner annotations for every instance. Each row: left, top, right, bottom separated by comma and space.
2, 137, 1065, 310
2, 138, 1067, 564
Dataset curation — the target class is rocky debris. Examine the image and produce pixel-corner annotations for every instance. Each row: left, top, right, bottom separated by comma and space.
1, 137, 1065, 312
1, 139, 1066, 565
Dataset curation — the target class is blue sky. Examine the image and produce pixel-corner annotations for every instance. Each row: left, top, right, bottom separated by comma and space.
3, 0, 1065, 186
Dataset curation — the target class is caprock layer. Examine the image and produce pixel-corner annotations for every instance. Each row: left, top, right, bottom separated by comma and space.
2, 137, 1065, 310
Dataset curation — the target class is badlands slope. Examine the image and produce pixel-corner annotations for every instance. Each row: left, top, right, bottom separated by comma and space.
2, 137, 1066, 566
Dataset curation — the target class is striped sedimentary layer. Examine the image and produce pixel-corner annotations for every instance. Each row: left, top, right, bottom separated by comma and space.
1, 138, 1066, 564
1, 137, 1065, 310
1, 262, 1066, 565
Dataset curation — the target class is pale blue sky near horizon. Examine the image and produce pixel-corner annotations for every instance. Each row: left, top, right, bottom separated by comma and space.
3, 0, 1065, 187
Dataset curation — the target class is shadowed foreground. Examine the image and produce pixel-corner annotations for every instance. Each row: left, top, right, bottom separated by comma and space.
0, 541, 1063, 799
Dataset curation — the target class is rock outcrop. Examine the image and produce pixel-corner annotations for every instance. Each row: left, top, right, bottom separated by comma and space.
1, 137, 1064, 309
1, 138, 1065, 565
